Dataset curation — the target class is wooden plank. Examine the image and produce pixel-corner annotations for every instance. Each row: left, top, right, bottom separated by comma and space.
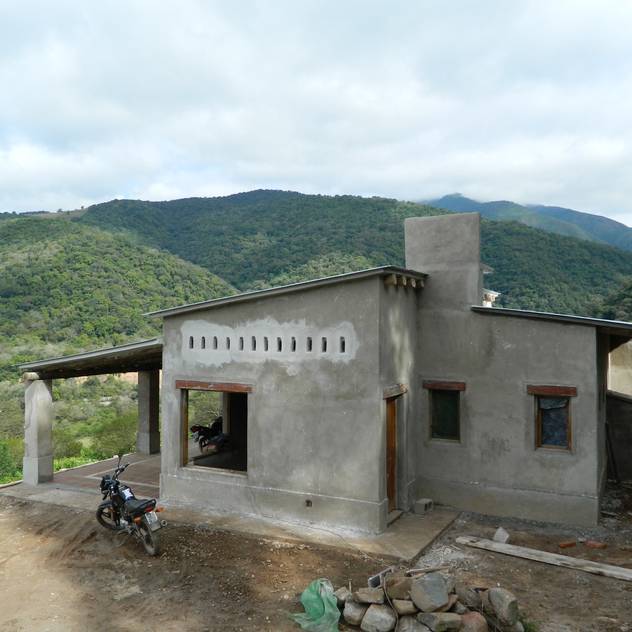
456, 536, 632, 582
423, 380, 466, 391
383, 383, 408, 399
527, 385, 577, 397
175, 380, 253, 393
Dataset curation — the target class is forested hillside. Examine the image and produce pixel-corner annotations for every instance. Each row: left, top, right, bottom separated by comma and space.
428, 193, 632, 251
79, 189, 632, 316
0, 216, 234, 378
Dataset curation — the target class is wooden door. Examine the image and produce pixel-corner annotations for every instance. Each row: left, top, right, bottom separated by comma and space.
386, 398, 397, 512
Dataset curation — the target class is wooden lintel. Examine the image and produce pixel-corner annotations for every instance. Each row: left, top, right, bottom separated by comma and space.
423, 380, 466, 391
383, 383, 408, 399
384, 274, 398, 287
175, 380, 253, 393
527, 385, 577, 397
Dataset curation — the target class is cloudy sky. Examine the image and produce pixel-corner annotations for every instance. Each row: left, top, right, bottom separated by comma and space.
3, 1, 632, 222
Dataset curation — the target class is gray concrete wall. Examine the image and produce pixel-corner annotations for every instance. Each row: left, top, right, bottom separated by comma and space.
405, 213, 601, 526
378, 281, 420, 516
22, 377, 54, 485
606, 390, 632, 481
160, 276, 385, 533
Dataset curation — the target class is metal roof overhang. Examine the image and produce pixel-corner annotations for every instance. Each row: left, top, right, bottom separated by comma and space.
471, 306, 632, 350
18, 338, 163, 380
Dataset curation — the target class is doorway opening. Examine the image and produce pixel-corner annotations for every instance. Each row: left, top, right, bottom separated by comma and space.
178, 382, 250, 473
385, 396, 398, 514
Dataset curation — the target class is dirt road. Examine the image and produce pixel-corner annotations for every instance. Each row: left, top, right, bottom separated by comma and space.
0, 496, 381, 631
1, 494, 631, 631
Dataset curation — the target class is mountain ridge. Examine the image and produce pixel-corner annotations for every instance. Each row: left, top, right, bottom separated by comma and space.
426, 193, 632, 250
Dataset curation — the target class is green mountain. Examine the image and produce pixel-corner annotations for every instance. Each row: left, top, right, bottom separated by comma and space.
0, 216, 234, 378
427, 193, 632, 251
77, 189, 632, 317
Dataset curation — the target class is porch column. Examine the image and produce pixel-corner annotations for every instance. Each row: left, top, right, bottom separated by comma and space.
22, 373, 54, 485
137, 369, 160, 454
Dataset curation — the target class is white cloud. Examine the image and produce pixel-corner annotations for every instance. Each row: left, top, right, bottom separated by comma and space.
2, 1, 632, 223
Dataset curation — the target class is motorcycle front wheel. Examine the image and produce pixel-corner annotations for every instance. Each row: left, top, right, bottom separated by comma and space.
96, 501, 121, 531
137, 522, 161, 556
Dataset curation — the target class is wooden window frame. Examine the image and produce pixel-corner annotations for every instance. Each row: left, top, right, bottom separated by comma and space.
528, 385, 576, 451
176, 380, 253, 470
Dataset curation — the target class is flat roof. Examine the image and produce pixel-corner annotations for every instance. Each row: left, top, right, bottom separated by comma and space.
146, 266, 427, 319
471, 306, 632, 338
19, 338, 162, 379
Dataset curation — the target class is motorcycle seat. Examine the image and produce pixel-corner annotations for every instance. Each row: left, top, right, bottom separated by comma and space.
124, 498, 156, 516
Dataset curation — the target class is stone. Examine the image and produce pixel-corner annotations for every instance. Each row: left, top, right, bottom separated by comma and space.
354, 586, 386, 604
460, 611, 488, 632
385, 572, 413, 599
344, 600, 369, 626
410, 573, 449, 612
437, 595, 458, 612
440, 574, 456, 594
450, 601, 468, 615
493, 527, 510, 544
334, 586, 352, 608
455, 583, 482, 609
488, 587, 518, 626
397, 616, 431, 632
360, 604, 398, 632
393, 599, 419, 615
417, 612, 462, 631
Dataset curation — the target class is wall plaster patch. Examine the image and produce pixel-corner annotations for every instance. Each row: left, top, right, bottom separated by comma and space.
181, 318, 359, 367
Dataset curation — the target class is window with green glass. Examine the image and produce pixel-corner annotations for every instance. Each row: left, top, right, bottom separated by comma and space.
430, 389, 460, 440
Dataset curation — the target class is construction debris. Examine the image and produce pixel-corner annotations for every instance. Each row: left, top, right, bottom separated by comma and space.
492, 527, 510, 544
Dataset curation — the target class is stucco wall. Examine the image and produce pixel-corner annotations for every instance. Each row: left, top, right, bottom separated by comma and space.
160, 276, 385, 533
378, 282, 420, 514
414, 309, 600, 525
404, 212, 601, 526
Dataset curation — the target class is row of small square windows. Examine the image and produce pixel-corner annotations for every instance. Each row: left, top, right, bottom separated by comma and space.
188, 335, 346, 354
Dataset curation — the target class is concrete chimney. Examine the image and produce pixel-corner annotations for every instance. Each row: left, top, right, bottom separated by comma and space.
404, 213, 483, 310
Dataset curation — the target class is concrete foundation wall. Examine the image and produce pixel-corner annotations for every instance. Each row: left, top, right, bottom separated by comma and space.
160, 277, 385, 533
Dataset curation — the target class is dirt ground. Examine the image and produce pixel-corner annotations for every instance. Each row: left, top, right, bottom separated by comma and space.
0, 489, 631, 632
417, 485, 632, 632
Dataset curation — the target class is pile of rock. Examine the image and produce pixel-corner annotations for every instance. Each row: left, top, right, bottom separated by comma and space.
333, 570, 524, 632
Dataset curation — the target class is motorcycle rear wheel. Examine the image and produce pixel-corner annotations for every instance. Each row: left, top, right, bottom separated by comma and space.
96, 502, 121, 531
138, 522, 161, 556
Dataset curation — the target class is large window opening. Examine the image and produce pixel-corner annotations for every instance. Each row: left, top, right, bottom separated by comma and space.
179, 382, 249, 473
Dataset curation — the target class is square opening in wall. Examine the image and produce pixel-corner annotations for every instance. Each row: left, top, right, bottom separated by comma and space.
184, 389, 248, 472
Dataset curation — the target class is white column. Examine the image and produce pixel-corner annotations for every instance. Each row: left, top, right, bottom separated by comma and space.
137, 370, 160, 454
22, 374, 54, 485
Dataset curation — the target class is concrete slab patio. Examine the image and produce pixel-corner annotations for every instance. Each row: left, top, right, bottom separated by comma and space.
0, 455, 458, 561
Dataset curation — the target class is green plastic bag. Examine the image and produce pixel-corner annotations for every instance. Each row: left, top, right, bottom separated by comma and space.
290, 578, 340, 632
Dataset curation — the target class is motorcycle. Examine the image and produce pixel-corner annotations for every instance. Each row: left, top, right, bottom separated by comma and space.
96, 454, 165, 556
191, 416, 229, 454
